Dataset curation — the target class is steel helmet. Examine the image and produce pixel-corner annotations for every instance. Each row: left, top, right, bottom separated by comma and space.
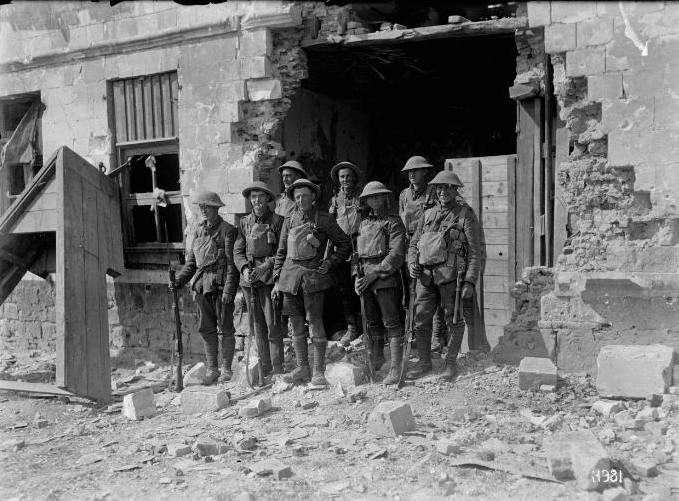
331, 161, 362, 183
402, 156, 433, 172
286, 178, 321, 200
428, 170, 464, 188
192, 190, 225, 207
278, 160, 308, 178
242, 180, 275, 201
359, 181, 392, 199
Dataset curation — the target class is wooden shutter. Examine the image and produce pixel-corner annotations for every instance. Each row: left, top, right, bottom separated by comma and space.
111, 72, 178, 143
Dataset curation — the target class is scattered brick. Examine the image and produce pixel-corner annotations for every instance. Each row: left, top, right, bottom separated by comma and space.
182, 362, 207, 387
367, 401, 415, 437
543, 430, 610, 490
122, 388, 157, 421
592, 400, 625, 418
326, 362, 367, 388
179, 386, 230, 414
436, 440, 461, 456
167, 443, 192, 457
518, 357, 557, 390
194, 438, 228, 456
239, 398, 272, 418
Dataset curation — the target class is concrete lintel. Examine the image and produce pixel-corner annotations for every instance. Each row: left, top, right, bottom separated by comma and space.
302, 17, 526, 50
0, 16, 241, 74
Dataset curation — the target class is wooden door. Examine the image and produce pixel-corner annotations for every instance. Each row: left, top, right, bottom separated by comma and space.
445, 155, 515, 348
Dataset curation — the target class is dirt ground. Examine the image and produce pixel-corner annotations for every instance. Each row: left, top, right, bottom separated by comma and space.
1, 345, 678, 501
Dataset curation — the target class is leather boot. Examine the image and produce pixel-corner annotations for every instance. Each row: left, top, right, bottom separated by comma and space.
282, 335, 311, 384
311, 339, 328, 386
372, 336, 385, 371
339, 323, 360, 346
439, 325, 464, 382
406, 329, 432, 379
269, 339, 285, 375
383, 337, 403, 385
218, 335, 235, 383
201, 332, 221, 384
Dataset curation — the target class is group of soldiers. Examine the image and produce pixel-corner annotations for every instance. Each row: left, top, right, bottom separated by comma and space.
170, 155, 485, 387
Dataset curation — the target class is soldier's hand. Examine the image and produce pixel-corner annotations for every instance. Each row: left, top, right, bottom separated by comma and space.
243, 268, 251, 283
248, 267, 260, 283
329, 205, 337, 216
461, 282, 474, 300
409, 263, 422, 278
355, 273, 377, 293
222, 293, 234, 305
271, 284, 281, 301
317, 260, 332, 275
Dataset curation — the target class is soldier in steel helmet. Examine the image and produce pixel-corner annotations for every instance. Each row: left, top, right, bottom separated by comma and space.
274, 160, 308, 218
272, 179, 351, 386
328, 161, 365, 347
406, 171, 481, 381
170, 191, 239, 384
354, 181, 407, 385
399, 156, 449, 353
233, 181, 285, 378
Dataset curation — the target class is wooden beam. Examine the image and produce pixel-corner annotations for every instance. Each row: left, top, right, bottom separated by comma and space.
302, 17, 525, 50
508, 82, 539, 100
0, 380, 78, 398
0, 248, 28, 267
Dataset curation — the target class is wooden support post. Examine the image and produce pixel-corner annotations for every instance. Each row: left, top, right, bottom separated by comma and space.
533, 98, 544, 266
544, 57, 554, 267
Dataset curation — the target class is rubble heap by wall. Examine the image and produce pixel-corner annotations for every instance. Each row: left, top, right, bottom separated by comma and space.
528, 1, 679, 373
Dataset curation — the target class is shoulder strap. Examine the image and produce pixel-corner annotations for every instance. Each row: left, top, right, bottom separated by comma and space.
456, 206, 468, 230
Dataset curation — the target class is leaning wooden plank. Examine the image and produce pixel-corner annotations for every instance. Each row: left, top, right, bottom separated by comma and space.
57, 162, 88, 397
0, 380, 78, 398
0, 159, 55, 235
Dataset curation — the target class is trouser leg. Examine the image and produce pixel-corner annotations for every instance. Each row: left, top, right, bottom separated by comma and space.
406, 280, 438, 379
375, 287, 404, 385
304, 290, 328, 386
260, 284, 284, 374
195, 292, 221, 384
338, 261, 361, 345
438, 282, 466, 381
362, 288, 385, 371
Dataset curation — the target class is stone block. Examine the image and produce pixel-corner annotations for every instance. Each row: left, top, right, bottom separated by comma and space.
436, 440, 461, 456
551, 1, 597, 23
613, 410, 644, 430
218, 101, 242, 123
326, 362, 367, 388
367, 401, 415, 437
122, 388, 157, 421
635, 407, 658, 422
239, 29, 272, 57
632, 459, 658, 478
644, 421, 668, 436
167, 443, 192, 457
588, 73, 623, 101
179, 385, 230, 414
231, 355, 261, 388
577, 16, 613, 47
518, 357, 557, 390
543, 430, 610, 490
246, 78, 282, 101
239, 57, 272, 80
183, 362, 207, 387
239, 397, 272, 418
545, 23, 576, 54
591, 400, 624, 418
527, 1, 550, 26
596, 344, 676, 398
194, 438, 229, 456
566, 48, 605, 77
248, 459, 293, 479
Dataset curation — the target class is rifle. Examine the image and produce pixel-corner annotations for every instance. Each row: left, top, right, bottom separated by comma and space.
166, 223, 183, 392
244, 259, 265, 388
398, 252, 418, 388
353, 237, 375, 383
452, 269, 465, 324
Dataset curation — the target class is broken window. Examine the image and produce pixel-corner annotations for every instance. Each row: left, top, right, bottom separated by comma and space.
0, 92, 43, 216
108, 71, 185, 268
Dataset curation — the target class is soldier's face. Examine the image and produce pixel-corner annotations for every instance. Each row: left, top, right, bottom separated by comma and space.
365, 194, 386, 212
436, 184, 457, 204
249, 190, 269, 214
408, 169, 427, 185
338, 168, 355, 190
294, 187, 315, 212
281, 168, 300, 188
199, 204, 219, 224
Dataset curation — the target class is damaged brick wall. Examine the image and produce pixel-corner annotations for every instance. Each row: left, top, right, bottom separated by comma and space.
526, 1, 679, 374
493, 267, 554, 365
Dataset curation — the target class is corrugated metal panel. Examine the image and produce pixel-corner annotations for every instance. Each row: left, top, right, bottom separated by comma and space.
111, 71, 178, 143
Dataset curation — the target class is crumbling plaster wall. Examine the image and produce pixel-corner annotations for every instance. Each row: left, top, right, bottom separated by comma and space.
0, 1, 320, 361
526, 1, 679, 374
